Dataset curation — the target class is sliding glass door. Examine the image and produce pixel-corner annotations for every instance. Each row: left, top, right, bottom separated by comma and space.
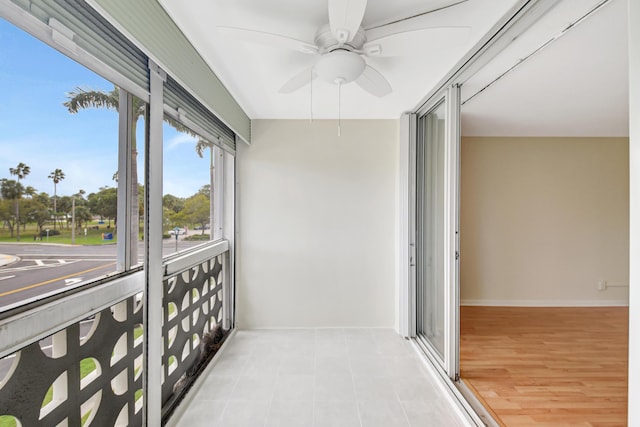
417, 100, 446, 359
416, 86, 460, 379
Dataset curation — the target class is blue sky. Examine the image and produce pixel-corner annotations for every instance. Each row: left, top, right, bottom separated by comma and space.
0, 18, 210, 198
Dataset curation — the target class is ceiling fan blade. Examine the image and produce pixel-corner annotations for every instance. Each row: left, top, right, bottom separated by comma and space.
218, 26, 318, 54
355, 65, 391, 97
328, 0, 367, 43
279, 67, 317, 94
364, 0, 469, 31
364, 1, 470, 42
363, 27, 471, 57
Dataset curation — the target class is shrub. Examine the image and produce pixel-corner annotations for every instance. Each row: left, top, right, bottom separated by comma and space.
184, 234, 210, 241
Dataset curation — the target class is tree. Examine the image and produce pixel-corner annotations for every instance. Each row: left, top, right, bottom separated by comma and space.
66, 87, 148, 262
0, 199, 16, 237
9, 162, 30, 241
23, 199, 50, 235
1, 178, 23, 238
48, 168, 65, 230
24, 186, 37, 198
74, 189, 86, 200
65, 87, 208, 255
74, 205, 93, 230
163, 194, 185, 213
138, 184, 145, 224
72, 189, 89, 229
196, 140, 215, 236
21, 186, 37, 231
34, 192, 51, 209
174, 193, 209, 234
0, 179, 22, 200
57, 195, 73, 229
197, 184, 211, 199
88, 187, 117, 227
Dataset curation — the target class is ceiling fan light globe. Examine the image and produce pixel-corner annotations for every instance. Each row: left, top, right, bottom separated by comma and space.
315, 50, 366, 84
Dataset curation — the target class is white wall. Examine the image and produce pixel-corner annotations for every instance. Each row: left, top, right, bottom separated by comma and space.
628, 0, 639, 423
236, 119, 398, 328
460, 137, 629, 306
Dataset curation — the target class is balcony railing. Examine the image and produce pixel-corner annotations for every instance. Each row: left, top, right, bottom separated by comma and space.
0, 240, 231, 427
160, 243, 230, 421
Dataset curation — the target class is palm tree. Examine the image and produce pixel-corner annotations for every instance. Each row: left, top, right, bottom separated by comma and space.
65, 86, 201, 261
9, 162, 30, 241
22, 186, 37, 231
48, 168, 65, 230
24, 186, 37, 198
195, 139, 215, 238
65, 87, 144, 261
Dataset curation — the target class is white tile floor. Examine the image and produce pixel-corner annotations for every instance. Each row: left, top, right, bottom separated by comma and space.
172, 329, 470, 427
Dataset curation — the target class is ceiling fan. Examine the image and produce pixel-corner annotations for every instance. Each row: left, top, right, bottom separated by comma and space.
218, 0, 470, 97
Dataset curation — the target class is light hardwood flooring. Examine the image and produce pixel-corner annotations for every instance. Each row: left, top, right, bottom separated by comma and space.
460, 306, 628, 427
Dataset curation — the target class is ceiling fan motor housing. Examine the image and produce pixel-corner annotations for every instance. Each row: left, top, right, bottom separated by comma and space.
315, 50, 366, 84
314, 24, 366, 52
313, 24, 367, 84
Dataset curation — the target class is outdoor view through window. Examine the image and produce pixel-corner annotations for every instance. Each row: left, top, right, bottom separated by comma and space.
0, 19, 214, 312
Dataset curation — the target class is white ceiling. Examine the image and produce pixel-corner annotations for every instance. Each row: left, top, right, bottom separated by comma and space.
461, 0, 629, 137
158, 0, 629, 136
159, 0, 520, 119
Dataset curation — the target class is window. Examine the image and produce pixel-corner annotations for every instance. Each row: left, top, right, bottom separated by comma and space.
0, 18, 145, 310
161, 118, 219, 257
0, 0, 233, 311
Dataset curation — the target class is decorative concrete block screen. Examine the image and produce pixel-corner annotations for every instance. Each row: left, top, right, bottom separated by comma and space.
161, 255, 225, 419
0, 248, 229, 426
0, 294, 144, 426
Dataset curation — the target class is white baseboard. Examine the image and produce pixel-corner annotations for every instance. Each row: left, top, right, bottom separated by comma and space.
460, 299, 629, 307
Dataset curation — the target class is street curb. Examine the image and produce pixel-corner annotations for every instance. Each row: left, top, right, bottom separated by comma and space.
0, 242, 76, 246
0, 254, 20, 267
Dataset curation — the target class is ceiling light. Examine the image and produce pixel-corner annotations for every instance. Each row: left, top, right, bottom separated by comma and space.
314, 50, 365, 84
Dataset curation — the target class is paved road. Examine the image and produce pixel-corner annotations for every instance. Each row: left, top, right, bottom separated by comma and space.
0, 236, 204, 311
0, 244, 119, 311
0, 236, 209, 384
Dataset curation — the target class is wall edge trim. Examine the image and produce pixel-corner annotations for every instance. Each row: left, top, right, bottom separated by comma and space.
461, 299, 629, 307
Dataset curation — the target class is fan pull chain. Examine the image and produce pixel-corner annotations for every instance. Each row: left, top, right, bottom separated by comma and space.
338, 81, 341, 137
310, 68, 314, 123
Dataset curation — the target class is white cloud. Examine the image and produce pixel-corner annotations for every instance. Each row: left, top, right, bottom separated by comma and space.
165, 133, 197, 151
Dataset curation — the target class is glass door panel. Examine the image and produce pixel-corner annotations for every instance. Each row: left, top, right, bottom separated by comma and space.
416, 100, 447, 360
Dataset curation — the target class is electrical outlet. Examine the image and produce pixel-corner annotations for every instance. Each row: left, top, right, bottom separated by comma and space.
597, 280, 607, 291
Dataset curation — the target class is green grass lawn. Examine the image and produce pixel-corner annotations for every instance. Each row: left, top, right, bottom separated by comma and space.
134, 325, 143, 340
0, 221, 128, 245
0, 230, 166, 427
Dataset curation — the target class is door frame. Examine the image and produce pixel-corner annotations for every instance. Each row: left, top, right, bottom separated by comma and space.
444, 84, 461, 379
413, 85, 461, 379
399, 2, 563, 425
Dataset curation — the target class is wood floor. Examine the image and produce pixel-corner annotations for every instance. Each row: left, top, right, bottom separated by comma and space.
460, 306, 629, 427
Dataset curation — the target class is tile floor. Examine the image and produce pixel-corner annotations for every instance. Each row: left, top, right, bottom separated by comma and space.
172, 328, 470, 427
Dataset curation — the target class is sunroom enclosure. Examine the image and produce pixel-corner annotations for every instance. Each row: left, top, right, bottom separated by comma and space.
0, 0, 240, 425
1, 0, 639, 426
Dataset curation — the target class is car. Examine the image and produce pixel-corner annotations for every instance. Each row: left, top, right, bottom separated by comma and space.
168, 227, 186, 236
